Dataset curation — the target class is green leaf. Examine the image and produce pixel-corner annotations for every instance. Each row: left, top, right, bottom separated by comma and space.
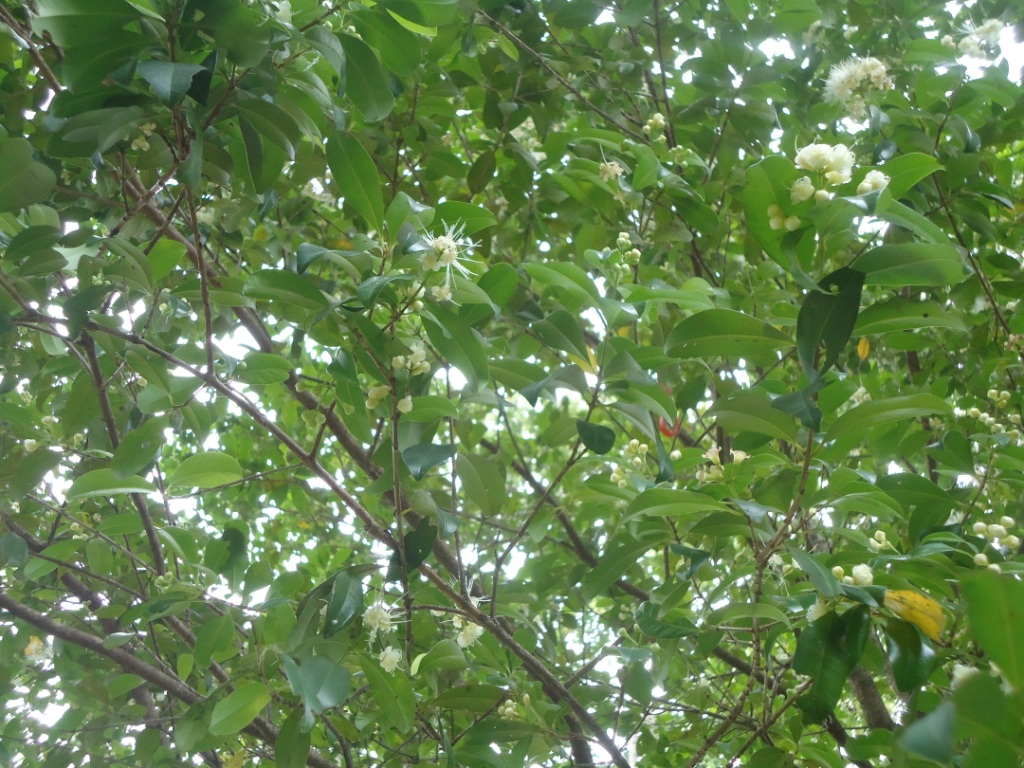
884, 619, 936, 692
326, 132, 385, 231
34, 0, 141, 46
795, 267, 864, 380
0, 532, 29, 568
411, 638, 468, 675
962, 571, 1024, 691
209, 681, 271, 736
853, 243, 967, 287
283, 656, 351, 730
386, 521, 437, 581
433, 202, 497, 235
430, 684, 505, 713
457, 453, 506, 516
786, 547, 842, 598
338, 33, 395, 122
634, 601, 698, 639
361, 653, 415, 732
137, 61, 205, 106
111, 416, 167, 479
626, 489, 733, 520
898, 701, 954, 762
236, 352, 292, 385
194, 613, 236, 670
881, 153, 943, 199
575, 419, 615, 454
421, 307, 489, 386
67, 469, 156, 500
324, 571, 364, 637
402, 443, 456, 481
0, 139, 56, 212
167, 452, 243, 490
854, 298, 967, 335
275, 708, 313, 765
400, 395, 458, 422
826, 394, 951, 441
952, 672, 1024, 766
792, 605, 871, 723
666, 309, 793, 360
530, 309, 591, 361
243, 270, 330, 310
708, 394, 799, 442
376, 0, 459, 27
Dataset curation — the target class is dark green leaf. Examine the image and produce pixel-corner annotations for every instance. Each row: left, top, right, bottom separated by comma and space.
575, 420, 615, 454
885, 618, 936, 692
401, 443, 456, 481
634, 601, 698, 639
137, 61, 205, 106
338, 34, 395, 122
325, 572, 364, 637
326, 132, 385, 230
796, 267, 864, 380
792, 605, 871, 723
386, 522, 437, 581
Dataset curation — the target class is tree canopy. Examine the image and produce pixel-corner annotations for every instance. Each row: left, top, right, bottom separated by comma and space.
1, 0, 1023, 766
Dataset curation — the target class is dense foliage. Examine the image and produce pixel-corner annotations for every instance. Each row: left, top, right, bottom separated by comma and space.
1, 0, 1023, 766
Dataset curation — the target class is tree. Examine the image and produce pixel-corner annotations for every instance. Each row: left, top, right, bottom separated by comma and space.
1, 0, 1022, 765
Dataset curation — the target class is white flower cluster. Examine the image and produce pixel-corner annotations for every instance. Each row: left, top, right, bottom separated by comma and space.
831, 563, 873, 586
966, 390, 1022, 440
972, 516, 1020, 551
364, 602, 396, 640
867, 529, 894, 552
392, 341, 431, 376
824, 57, 893, 120
947, 19, 1005, 59
131, 122, 156, 152
611, 439, 650, 488
795, 143, 856, 186
642, 112, 667, 139
364, 385, 390, 410
857, 169, 890, 195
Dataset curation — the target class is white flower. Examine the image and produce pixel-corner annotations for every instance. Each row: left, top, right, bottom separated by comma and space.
457, 622, 484, 648
999, 515, 1016, 529
791, 176, 816, 204
807, 600, 832, 622
1003, 535, 1020, 549
941, 34, 956, 49
423, 221, 478, 283
951, 663, 977, 689
784, 215, 801, 231
972, 19, 1004, 47
397, 396, 413, 414
824, 57, 892, 120
599, 161, 625, 182
365, 385, 390, 409
958, 36, 985, 58
702, 446, 721, 465
274, 0, 292, 24
973, 552, 990, 567
431, 283, 453, 303
378, 646, 402, 673
794, 143, 856, 185
987, 524, 1008, 539
669, 449, 682, 461
364, 603, 395, 639
857, 169, 890, 195
23, 439, 39, 453
731, 450, 749, 463
831, 565, 845, 579
851, 564, 873, 586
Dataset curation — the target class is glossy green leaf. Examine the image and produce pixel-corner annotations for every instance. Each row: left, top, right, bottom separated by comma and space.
708, 394, 799, 442
667, 309, 793, 360
430, 684, 505, 713
0, 139, 56, 212
853, 243, 967, 287
385, 521, 437, 581
324, 571, 364, 637
952, 671, 1024, 767
796, 267, 864, 380
0, 532, 29, 568
881, 153, 943, 199
457, 452, 506, 516
167, 452, 243, 490
827, 394, 951, 440
433, 202, 497, 235
338, 33, 394, 122
137, 61, 205, 106
111, 416, 167, 479
361, 654, 415, 732
401, 443, 456, 481
575, 420, 615, 454
326, 132, 385, 230
884, 618, 936, 692
243, 269, 330, 310
283, 656, 351, 730
787, 547, 842, 598
962, 571, 1024, 691
634, 601, 698, 638
898, 701, 954, 763
411, 638, 468, 675
792, 605, 871, 723
236, 353, 292, 385
67, 469, 157, 500
209, 682, 271, 736
854, 297, 967, 334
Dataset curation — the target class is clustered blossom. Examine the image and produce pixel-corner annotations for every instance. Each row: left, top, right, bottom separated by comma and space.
642, 112, 666, 138
955, 19, 1005, 59
365, 385, 390, 410
392, 342, 431, 376
767, 204, 801, 232
363, 602, 396, 641
795, 143, 856, 185
807, 600, 832, 622
131, 122, 156, 152
824, 56, 893, 120
457, 622, 485, 648
868, 529, 894, 552
831, 564, 873, 586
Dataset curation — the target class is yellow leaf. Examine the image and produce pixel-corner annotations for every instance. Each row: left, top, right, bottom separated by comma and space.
567, 347, 599, 374
857, 337, 870, 361
222, 753, 246, 768
884, 589, 946, 642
